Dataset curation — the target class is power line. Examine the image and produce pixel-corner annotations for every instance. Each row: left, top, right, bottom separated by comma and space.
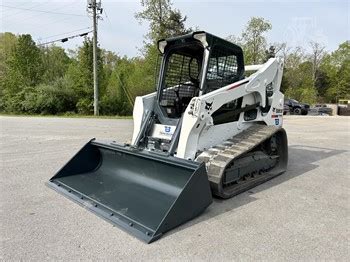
1, 4, 86, 17
36, 16, 89, 32
40, 27, 92, 40
3, 14, 89, 35
2, 1, 50, 19
116, 73, 134, 107
3, 0, 82, 24
97, 3, 132, 106
3, 1, 89, 37
37, 31, 92, 46
103, 8, 112, 26
2, 0, 35, 18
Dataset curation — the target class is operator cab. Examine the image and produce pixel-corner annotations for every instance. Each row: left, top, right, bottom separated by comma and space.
157, 37, 203, 118
155, 31, 245, 120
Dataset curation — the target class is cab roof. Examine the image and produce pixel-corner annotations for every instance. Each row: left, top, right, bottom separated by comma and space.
157, 31, 243, 56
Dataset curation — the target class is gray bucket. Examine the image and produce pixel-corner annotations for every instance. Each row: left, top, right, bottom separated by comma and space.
48, 139, 212, 243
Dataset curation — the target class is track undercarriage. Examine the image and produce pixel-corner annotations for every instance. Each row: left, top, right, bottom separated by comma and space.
196, 125, 288, 198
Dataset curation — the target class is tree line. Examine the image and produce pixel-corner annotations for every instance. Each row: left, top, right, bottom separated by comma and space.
0, 0, 349, 116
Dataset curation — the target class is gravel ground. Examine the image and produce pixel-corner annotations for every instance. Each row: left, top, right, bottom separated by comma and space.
0, 115, 349, 261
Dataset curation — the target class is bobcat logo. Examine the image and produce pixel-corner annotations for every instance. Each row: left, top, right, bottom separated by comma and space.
205, 101, 213, 110
164, 126, 171, 133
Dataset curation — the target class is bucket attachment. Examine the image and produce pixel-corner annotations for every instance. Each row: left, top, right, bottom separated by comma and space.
48, 139, 212, 243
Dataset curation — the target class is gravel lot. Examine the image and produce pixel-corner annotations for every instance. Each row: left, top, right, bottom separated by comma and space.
0, 115, 349, 260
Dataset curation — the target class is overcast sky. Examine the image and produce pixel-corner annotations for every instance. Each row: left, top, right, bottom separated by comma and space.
1, 0, 349, 57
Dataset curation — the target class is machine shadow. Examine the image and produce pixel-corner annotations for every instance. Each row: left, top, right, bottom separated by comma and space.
166, 145, 346, 238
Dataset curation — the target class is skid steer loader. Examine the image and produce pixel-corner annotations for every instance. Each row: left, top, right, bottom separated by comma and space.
48, 31, 288, 243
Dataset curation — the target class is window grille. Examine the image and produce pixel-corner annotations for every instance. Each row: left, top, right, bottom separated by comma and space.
161, 53, 199, 104
206, 47, 238, 91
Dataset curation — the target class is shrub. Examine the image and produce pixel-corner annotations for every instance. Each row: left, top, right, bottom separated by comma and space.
21, 78, 77, 114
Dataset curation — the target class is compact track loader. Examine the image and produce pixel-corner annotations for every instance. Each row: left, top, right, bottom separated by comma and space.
48, 31, 288, 243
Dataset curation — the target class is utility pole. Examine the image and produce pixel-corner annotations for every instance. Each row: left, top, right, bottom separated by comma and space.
87, 0, 102, 116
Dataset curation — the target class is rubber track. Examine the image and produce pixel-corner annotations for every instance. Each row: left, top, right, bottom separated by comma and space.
196, 125, 286, 198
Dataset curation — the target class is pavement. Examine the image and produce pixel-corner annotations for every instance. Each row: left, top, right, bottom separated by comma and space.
0, 115, 349, 260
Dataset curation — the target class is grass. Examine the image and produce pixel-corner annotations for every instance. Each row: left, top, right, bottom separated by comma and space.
0, 113, 133, 119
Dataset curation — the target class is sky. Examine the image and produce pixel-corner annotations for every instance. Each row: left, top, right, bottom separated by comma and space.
1, 0, 349, 57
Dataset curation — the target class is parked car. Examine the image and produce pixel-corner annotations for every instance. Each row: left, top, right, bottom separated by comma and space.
283, 104, 290, 115
284, 99, 310, 115
312, 104, 332, 115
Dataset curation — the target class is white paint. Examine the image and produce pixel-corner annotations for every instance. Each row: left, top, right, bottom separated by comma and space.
132, 57, 285, 160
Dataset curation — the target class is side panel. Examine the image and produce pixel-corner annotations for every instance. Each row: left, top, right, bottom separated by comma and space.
176, 98, 203, 160
177, 58, 284, 160
176, 77, 252, 160
131, 92, 156, 145
197, 121, 252, 152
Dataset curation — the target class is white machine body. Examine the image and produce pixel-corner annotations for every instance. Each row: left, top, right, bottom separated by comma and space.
132, 57, 284, 160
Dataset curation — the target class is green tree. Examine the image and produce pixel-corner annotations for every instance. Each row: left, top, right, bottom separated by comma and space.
0, 32, 18, 110
101, 56, 134, 115
280, 46, 305, 94
284, 61, 317, 104
320, 41, 350, 102
332, 59, 350, 100
8, 34, 42, 87
65, 38, 104, 114
1, 34, 42, 112
309, 41, 325, 83
41, 45, 71, 84
132, 0, 191, 101
0, 32, 17, 78
241, 17, 272, 64
136, 0, 190, 44
20, 77, 77, 114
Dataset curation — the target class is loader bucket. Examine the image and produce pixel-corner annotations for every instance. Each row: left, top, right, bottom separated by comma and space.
48, 139, 212, 243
